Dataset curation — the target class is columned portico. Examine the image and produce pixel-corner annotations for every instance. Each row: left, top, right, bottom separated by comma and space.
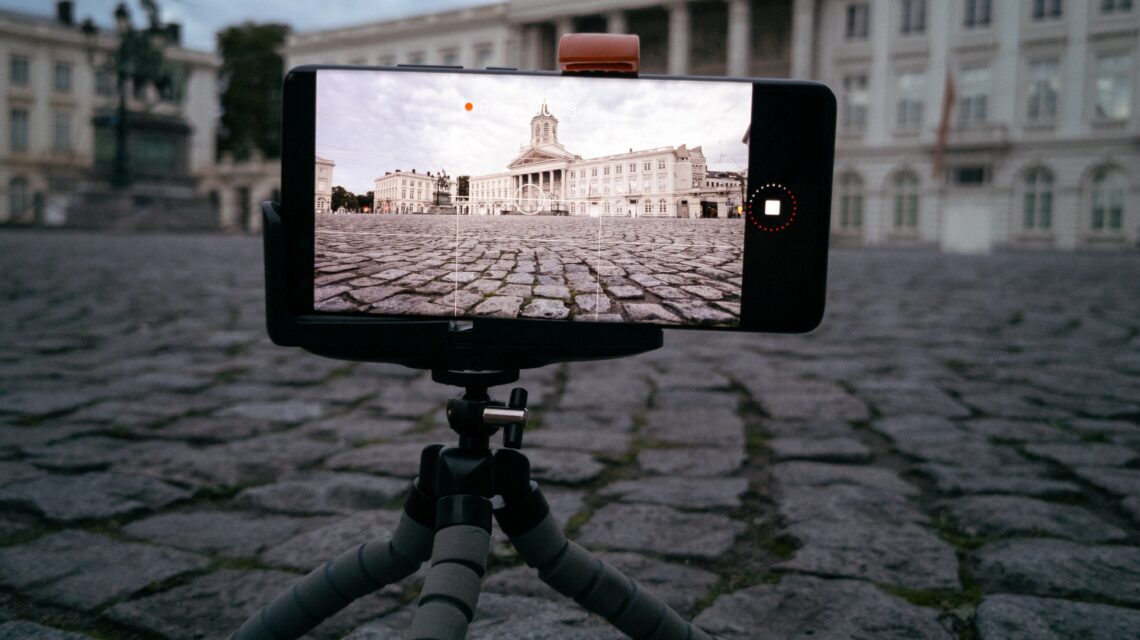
790, 0, 816, 78
726, 0, 751, 77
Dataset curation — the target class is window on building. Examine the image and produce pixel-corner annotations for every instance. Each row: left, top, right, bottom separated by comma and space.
1094, 54, 1132, 120
94, 69, 115, 97
474, 45, 494, 67
408, 51, 425, 64
53, 62, 71, 93
1023, 167, 1054, 231
318, 179, 327, 191
964, 0, 992, 27
10, 55, 29, 86
10, 109, 28, 151
1026, 59, 1060, 122
591, 168, 598, 177
605, 201, 611, 214
52, 112, 71, 152
842, 74, 868, 132
1090, 167, 1126, 231
1032, 0, 1063, 20
1101, 0, 1133, 13
9, 176, 28, 220
949, 165, 990, 185
846, 3, 870, 39
896, 71, 925, 129
615, 164, 622, 175
643, 161, 651, 171
440, 48, 459, 66
957, 66, 991, 127
659, 199, 667, 213
657, 158, 665, 170
900, 0, 926, 34
401, 188, 406, 198
629, 162, 637, 172
658, 180, 666, 191
838, 172, 864, 230
892, 171, 920, 231
644, 200, 652, 214
379, 55, 396, 66
603, 166, 610, 176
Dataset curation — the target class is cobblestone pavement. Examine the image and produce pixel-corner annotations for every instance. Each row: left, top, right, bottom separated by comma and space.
315, 214, 743, 326
1, 230, 1139, 639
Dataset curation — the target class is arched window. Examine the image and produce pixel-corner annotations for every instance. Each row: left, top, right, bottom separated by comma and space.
837, 172, 864, 231
644, 200, 653, 214
534, 124, 540, 139
659, 199, 667, 213
1023, 167, 1053, 231
604, 201, 611, 214
316, 197, 327, 213
9, 176, 28, 221
543, 123, 550, 140
892, 171, 920, 231
1090, 167, 1126, 232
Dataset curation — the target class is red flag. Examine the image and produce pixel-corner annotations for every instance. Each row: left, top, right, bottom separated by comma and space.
932, 71, 956, 180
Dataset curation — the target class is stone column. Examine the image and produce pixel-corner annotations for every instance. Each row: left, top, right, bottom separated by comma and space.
607, 11, 626, 33
555, 17, 573, 44
524, 25, 543, 70
668, 1, 690, 76
790, 0, 816, 79
727, 0, 751, 77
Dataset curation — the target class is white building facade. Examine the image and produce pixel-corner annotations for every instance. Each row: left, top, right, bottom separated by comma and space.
315, 155, 334, 214
373, 169, 441, 214
466, 103, 741, 218
0, 3, 219, 224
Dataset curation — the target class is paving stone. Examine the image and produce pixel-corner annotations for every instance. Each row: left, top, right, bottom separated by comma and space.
916, 463, 1083, 498
694, 574, 953, 639
601, 476, 748, 508
637, 447, 744, 477
1123, 496, 1140, 525
776, 483, 929, 526
643, 407, 745, 449
123, 510, 328, 557
1025, 443, 1138, 468
573, 293, 611, 314
524, 427, 630, 453
472, 295, 523, 318
773, 461, 920, 496
939, 495, 1128, 542
743, 379, 871, 421
775, 521, 960, 590
855, 380, 971, 418
0, 472, 191, 522
762, 419, 856, 438
21, 436, 174, 471
131, 433, 339, 489
106, 569, 402, 640
960, 418, 1079, 443
325, 442, 437, 478
144, 415, 282, 442
0, 389, 102, 416
768, 437, 872, 463
0, 423, 93, 453
662, 300, 735, 324
521, 298, 570, 320
0, 460, 43, 483
483, 551, 717, 614
975, 594, 1140, 640
297, 412, 415, 445
0, 531, 208, 611
0, 621, 97, 639
532, 284, 570, 299
235, 472, 409, 515
371, 294, 452, 315
972, 538, 1140, 605
215, 400, 326, 423
622, 303, 679, 323
576, 503, 744, 559
261, 510, 403, 570
525, 448, 605, 484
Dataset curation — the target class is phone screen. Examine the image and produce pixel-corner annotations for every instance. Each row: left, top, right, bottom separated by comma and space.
313, 68, 753, 328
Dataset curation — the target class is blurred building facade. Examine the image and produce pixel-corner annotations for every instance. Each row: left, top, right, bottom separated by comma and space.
0, 2, 219, 225
282, 0, 1138, 250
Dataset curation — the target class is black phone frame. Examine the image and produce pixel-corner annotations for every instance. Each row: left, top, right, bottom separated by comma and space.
268, 65, 835, 370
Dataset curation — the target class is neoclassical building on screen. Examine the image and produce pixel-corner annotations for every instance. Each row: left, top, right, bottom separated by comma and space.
465, 103, 744, 218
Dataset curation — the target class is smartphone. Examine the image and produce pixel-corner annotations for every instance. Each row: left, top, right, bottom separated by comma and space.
269, 65, 835, 367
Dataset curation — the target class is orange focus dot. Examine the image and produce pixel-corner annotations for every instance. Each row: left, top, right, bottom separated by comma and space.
464, 102, 473, 111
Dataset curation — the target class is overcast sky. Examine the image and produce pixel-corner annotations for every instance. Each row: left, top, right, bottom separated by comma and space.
317, 69, 751, 194
0, 0, 493, 51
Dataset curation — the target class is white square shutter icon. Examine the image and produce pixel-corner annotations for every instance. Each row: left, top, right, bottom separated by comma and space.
764, 199, 781, 216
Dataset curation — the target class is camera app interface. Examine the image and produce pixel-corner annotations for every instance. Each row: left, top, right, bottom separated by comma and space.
314, 69, 752, 327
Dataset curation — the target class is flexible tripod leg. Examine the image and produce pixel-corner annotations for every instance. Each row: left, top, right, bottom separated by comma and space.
230, 450, 441, 640
494, 451, 712, 640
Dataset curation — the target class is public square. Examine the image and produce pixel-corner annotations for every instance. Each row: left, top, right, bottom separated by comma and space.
316, 214, 743, 326
1, 230, 1139, 639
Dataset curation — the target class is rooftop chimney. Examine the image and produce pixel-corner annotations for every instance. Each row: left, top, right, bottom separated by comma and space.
57, 1, 74, 26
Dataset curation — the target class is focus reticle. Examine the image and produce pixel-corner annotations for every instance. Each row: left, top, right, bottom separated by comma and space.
746, 183, 797, 233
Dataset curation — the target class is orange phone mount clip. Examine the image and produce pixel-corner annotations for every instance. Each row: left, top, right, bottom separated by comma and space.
558, 33, 640, 76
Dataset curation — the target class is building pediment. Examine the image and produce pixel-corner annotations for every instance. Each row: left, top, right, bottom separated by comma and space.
508, 145, 576, 169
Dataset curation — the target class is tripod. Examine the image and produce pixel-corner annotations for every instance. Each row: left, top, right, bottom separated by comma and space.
231, 369, 712, 640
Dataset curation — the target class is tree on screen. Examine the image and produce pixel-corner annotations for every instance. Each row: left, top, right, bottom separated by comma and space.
331, 186, 355, 212
457, 176, 470, 197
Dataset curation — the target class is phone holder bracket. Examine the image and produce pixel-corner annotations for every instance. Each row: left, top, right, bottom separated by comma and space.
558, 33, 640, 76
